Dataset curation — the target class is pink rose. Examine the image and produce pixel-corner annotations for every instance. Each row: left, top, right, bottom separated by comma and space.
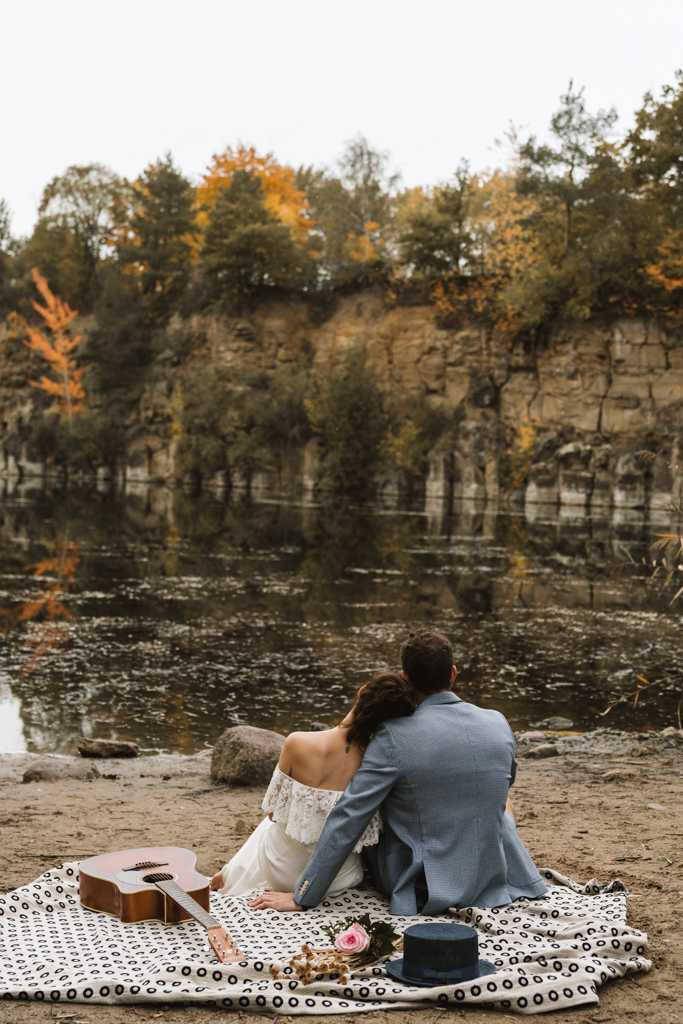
334, 923, 371, 954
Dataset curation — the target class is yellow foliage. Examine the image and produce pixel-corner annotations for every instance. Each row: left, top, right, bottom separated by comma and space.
196, 145, 312, 243
345, 222, 385, 264
430, 171, 539, 334
22, 269, 86, 420
380, 422, 422, 473
500, 416, 538, 492
5, 311, 27, 341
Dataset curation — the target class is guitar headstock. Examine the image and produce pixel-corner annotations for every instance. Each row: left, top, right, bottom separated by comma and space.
207, 926, 242, 963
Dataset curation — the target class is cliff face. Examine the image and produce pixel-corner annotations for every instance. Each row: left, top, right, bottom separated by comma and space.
2, 289, 683, 511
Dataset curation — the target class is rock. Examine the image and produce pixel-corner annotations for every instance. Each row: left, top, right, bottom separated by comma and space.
518, 731, 548, 743
602, 768, 638, 781
525, 744, 559, 759
309, 722, 328, 732
659, 727, 683, 741
647, 803, 667, 811
23, 758, 101, 783
542, 717, 574, 730
78, 738, 140, 758
211, 725, 285, 786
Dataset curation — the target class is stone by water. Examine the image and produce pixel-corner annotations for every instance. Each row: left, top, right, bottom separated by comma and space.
0, 483, 681, 755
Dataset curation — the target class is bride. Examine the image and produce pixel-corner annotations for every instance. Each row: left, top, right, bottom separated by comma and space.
210, 673, 415, 899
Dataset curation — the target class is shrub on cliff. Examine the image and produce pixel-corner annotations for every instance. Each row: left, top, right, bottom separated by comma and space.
306, 341, 387, 494
381, 392, 448, 478
172, 358, 313, 483
171, 368, 233, 481
32, 409, 125, 470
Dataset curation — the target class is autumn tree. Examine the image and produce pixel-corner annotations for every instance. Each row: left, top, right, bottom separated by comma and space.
506, 84, 656, 331
200, 170, 312, 304
23, 269, 85, 425
299, 136, 399, 287
396, 161, 474, 279
627, 71, 683, 225
197, 144, 312, 241
518, 82, 617, 250
116, 154, 196, 316
21, 164, 122, 307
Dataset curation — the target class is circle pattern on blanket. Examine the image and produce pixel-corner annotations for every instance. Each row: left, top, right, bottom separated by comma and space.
0, 864, 648, 1013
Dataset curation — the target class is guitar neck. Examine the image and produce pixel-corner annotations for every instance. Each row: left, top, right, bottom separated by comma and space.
153, 878, 219, 929
151, 876, 242, 963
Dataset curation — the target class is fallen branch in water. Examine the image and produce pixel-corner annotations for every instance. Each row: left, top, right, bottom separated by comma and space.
601, 669, 683, 716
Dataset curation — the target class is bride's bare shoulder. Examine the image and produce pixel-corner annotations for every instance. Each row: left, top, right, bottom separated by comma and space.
282, 729, 331, 753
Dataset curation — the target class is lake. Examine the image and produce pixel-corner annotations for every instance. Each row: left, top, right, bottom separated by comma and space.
0, 481, 681, 754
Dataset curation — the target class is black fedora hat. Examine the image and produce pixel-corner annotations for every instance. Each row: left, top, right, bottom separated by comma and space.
386, 923, 495, 987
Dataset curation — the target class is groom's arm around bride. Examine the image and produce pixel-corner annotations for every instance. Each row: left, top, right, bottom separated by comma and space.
259, 629, 547, 916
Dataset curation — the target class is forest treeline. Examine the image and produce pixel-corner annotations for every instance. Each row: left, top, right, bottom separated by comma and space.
3, 76, 683, 339
3, 76, 683, 492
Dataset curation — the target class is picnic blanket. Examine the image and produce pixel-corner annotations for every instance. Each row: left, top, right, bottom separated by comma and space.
0, 865, 650, 1015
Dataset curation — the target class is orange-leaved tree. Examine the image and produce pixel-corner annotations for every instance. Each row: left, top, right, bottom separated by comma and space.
196, 145, 312, 242
645, 229, 683, 328
23, 268, 86, 425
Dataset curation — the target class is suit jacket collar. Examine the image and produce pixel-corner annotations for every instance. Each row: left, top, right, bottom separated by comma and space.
418, 690, 462, 708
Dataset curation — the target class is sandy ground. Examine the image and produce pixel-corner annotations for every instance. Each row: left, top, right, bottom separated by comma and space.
1, 732, 682, 1023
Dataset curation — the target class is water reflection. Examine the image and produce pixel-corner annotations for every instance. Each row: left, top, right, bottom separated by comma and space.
1, 541, 80, 678
0, 481, 681, 754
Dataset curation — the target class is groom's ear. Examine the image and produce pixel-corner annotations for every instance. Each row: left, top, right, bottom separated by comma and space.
401, 669, 410, 683
451, 665, 457, 685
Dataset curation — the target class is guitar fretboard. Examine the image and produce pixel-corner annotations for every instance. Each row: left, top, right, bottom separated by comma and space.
153, 878, 220, 930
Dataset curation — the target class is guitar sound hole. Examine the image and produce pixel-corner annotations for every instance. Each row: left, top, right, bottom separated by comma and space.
142, 872, 174, 883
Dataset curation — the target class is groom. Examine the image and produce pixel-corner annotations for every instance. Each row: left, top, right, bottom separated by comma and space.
250, 628, 547, 915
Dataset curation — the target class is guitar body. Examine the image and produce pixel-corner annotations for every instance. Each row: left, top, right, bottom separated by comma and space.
79, 846, 210, 924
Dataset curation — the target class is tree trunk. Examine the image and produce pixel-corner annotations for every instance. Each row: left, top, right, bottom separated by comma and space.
564, 201, 571, 250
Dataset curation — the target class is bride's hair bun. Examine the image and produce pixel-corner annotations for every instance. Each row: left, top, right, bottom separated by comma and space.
346, 673, 416, 751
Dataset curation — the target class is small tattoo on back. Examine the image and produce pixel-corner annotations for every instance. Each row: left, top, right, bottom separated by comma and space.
346, 746, 350, 753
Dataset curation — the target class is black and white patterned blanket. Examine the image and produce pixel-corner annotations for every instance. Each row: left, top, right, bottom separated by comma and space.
0, 865, 650, 1015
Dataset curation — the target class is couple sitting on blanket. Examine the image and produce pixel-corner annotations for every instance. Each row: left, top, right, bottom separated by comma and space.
210, 628, 548, 916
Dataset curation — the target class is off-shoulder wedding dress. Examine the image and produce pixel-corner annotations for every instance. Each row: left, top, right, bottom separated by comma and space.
218, 766, 381, 897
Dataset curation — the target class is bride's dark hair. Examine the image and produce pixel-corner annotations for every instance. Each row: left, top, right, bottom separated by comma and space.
345, 673, 416, 751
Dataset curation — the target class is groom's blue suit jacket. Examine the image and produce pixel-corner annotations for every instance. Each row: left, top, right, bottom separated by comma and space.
294, 691, 547, 915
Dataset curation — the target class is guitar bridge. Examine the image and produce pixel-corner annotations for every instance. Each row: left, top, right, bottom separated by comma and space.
122, 861, 169, 872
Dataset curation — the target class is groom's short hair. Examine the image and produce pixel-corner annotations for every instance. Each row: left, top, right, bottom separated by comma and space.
400, 629, 453, 694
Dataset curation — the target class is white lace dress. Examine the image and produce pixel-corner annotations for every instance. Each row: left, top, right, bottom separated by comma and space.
218, 766, 382, 898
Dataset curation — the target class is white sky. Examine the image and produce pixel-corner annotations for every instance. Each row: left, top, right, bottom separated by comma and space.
1, 0, 682, 238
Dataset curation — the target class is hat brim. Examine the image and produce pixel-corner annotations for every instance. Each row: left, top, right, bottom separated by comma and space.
385, 957, 496, 987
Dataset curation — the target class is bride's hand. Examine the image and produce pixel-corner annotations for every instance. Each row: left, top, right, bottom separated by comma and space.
248, 891, 302, 912
210, 871, 223, 891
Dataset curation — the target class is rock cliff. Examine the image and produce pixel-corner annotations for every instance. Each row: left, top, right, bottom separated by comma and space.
2, 289, 682, 512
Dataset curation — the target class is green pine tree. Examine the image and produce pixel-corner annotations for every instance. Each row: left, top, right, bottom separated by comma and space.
200, 170, 310, 305
117, 154, 196, 317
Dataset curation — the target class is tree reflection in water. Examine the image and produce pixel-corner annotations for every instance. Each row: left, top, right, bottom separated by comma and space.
1, 541, 80, 678
0, 483, 681, 755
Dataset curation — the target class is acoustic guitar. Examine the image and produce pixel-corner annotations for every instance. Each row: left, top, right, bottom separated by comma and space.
79, 846, 242, 964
